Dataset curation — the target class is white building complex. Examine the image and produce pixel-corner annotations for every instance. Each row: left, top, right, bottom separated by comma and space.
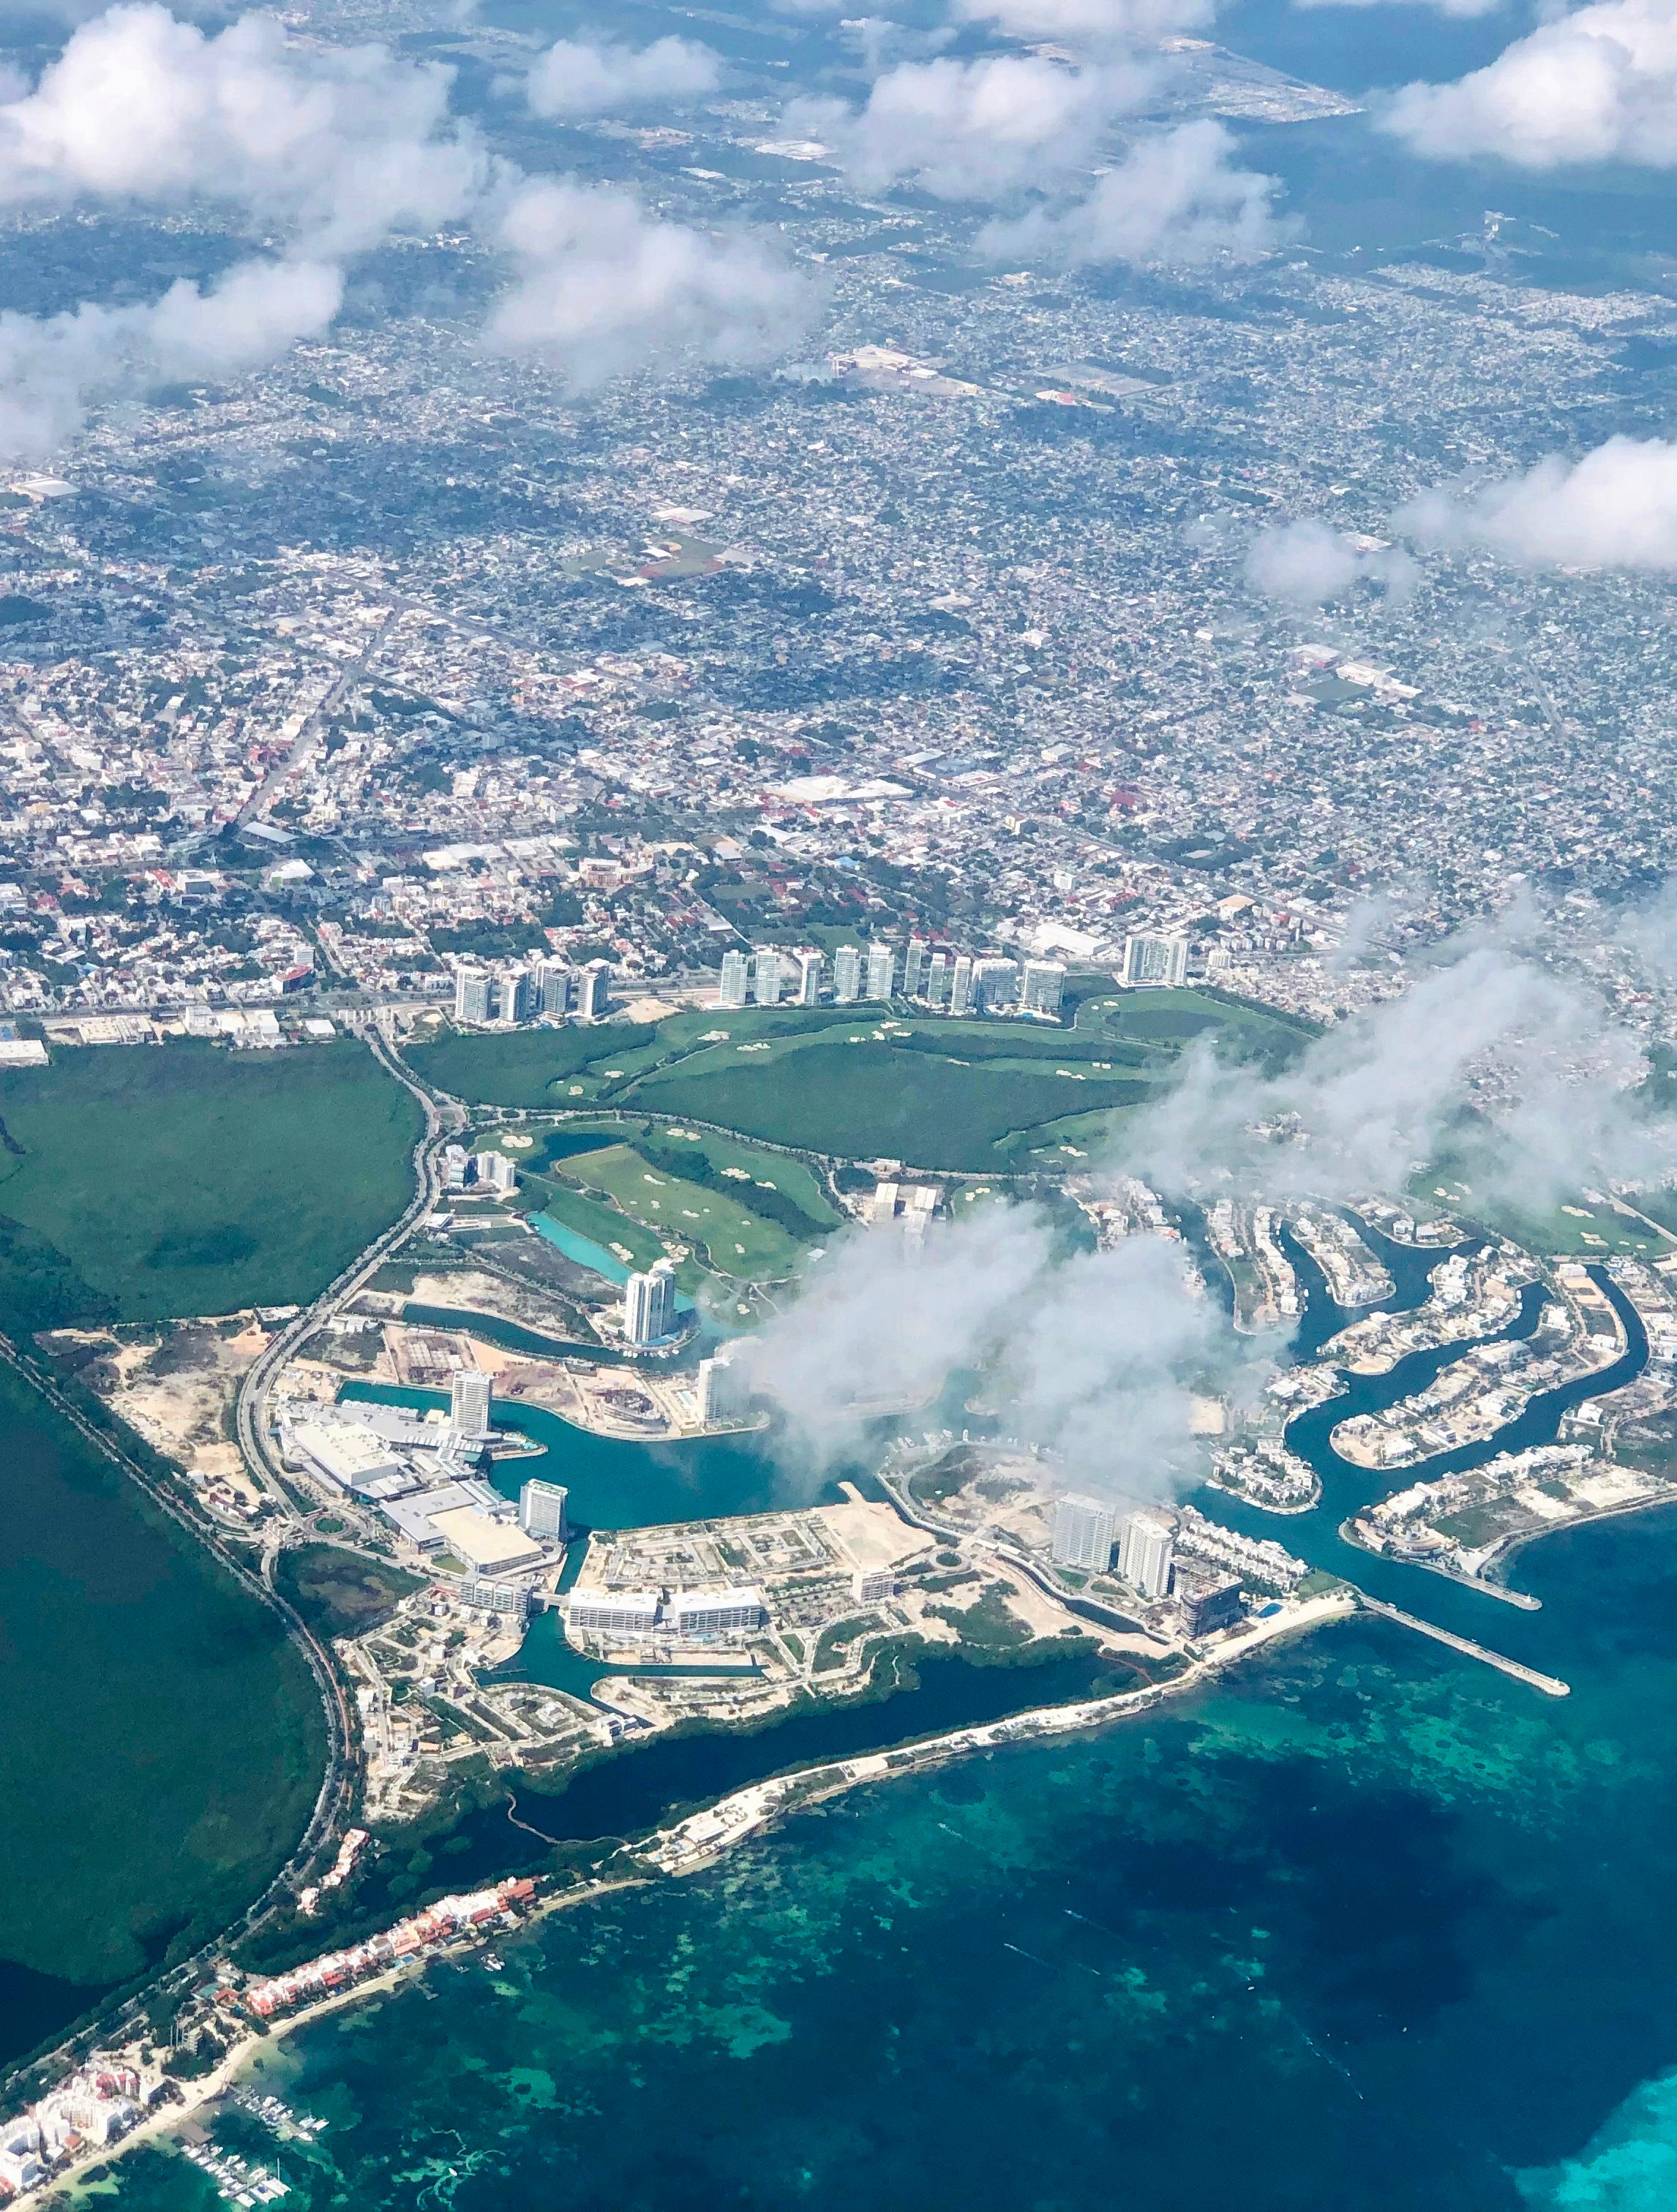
1051, 1492, 1119, 1572
1119, 1511, 1176, 1599
623, 1257, 678, 1346
1122, 933, 1190, 988
449, 1370, 494, 1445
519, 1476, 569, 1541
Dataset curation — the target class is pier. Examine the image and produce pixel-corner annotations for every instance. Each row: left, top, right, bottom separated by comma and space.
1357, 1595, 1569, 1698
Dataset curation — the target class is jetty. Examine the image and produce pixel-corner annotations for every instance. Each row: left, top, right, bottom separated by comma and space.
1358, 1595, 1569, 1697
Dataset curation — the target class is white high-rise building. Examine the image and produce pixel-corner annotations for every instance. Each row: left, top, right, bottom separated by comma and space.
576, 960, 611, 1019
449, 1371, 494, 1445
948, 955, 975, 1017
536, 960, 572, 1017
751, 949, 785, 1006
472, 1150, 516, 1194
496, 969, 533, 1024
833, 944, 863, 1003
519, 1477, 569, 1542
696, 1337, 756, 1423
719, 949, 750, 1009
904, 938, 927, 998
1021, 960, 1066, 1017
1119, 1511, 1176, 1599
866, 941, 896, 1000
1051, 1492, 1118, 1572
795, 948, 823, 1006
926, 950, 950, 1007
1122, 933, 1190, 989
454, 968, 492, 1025
972, 958, 1019, 1014
623, 1258, 677, 1346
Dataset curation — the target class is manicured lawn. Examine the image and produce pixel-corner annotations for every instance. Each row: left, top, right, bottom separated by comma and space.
0, 1041, 422, 1328
563, 1143, 809, 1281
625, 1036, 1153, 1173
409, 990, 1312, 1172
539, 1181, 666, 1271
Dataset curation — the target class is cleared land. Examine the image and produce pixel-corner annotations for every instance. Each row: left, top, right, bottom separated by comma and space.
0, 1361, 324, 2058
0, 1042, 422, 1328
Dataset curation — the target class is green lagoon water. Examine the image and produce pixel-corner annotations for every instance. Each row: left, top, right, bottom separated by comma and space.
89, 1233, 1677, 2212
92, 1508, 1677, 2212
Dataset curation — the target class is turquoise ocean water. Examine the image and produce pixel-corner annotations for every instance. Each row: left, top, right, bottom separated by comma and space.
80, 1226, 1677, 2209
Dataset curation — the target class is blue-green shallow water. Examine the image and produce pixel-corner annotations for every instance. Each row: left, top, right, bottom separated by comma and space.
94, 1503, 1677, 2212
337, 1382, 803, 1528
97, 1252, 1677, 2211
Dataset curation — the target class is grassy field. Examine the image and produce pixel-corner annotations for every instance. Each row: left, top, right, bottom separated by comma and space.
0, 1042, 422, 1329
412, 992, 1308, 1172
410, 1022, 659, 1107
503, 1116, 841, 1229
538, 1181, 667, 1271
1420, 1173, 1670, 1259
624, 1033, 1154, 1173
562, 1143, 810, 1281
0, 1361, 325, 2056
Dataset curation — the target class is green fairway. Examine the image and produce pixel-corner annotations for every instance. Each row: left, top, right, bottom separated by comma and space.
539, 1181, 667, 1271
624, 1035, 1153, 1173
410, 990, 1309, 1173
1421, 1173, 1670, 1259
563, 1143, 810, 1281
0, 1360, 324, 2055
0, 1041, 422, 1328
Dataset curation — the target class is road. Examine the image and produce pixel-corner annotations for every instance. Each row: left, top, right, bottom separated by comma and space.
232, 1026, 461, 1504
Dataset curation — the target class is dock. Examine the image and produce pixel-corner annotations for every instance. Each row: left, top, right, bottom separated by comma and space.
1358, 1595, 1570, 1697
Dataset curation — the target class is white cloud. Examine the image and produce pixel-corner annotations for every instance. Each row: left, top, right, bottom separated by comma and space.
1398, 436, 1677, 569
1295, 0, 1505, 18
742, 1205, 1257, 1502
484, 178, 814, 388
788, 53, 1148, 200
954, 0, 1214, 44
980, 120, 1291, 267
1384, 0, 1677, 168
0, 2, 489, 252
1246, 516, 1416, 604
1121, 921, 1677, 1218
525, 35, 721, 121
0, 255, 342, 458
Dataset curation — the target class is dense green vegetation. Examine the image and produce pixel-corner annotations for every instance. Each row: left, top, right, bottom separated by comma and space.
0, 1361, 324, 2055
412, 992, 1310, 1173
274, 1545, 425, 1641
0, 1042, 422, 1328
410, 1023, 659, 1107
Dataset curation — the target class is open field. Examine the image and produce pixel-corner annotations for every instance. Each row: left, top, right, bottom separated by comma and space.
562, 1143, 809, 1282
0, 1361, 324, 2063
411, 992, 1310, 1171
0, 1042, 422, 1328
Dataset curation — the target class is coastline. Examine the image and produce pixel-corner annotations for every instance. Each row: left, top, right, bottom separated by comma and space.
37, 1592, 1357, 2204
